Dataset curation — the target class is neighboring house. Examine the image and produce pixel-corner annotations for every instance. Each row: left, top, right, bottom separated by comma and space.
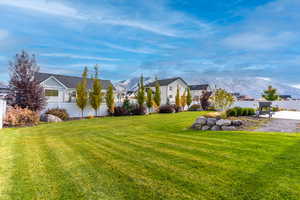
145, 77, 189, 105
279, 95, 292, 101
35, 72, 115, 117
36, 72, 114, 103
188, 84, 210, 104
0, 83, 10, 98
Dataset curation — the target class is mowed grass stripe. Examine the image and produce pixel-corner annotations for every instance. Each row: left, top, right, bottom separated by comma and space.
62, 137, 171, 200
45, 137, 114, 200
0, 133, 16, 200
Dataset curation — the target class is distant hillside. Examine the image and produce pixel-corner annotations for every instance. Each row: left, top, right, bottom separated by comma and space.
114, 76, 300, 99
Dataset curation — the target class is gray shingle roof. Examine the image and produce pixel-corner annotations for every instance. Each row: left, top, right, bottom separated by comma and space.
35, 72, 114, 90
145, 77, 187, 87
188, 84, 209, 90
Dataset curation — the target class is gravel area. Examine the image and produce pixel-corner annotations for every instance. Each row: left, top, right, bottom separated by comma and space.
255, 119, 300, 133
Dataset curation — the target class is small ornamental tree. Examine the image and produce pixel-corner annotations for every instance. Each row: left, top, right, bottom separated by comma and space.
89, 65, 102, 116
136, 75, 145, 108
175, 85, 181, 108
210, 88, 234, 111
181, 90, 187, 109
106, 84, 115, 115
200, 91, 212, 110
146, 88, 153, 112
9, 50, 46, 111
154, 78, 161, 107
76, 67, 89, 118
262, 85, 279, 101
186, 88, 192, 107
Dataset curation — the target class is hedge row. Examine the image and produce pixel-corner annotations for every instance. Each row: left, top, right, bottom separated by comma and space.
226, 107, 256, 117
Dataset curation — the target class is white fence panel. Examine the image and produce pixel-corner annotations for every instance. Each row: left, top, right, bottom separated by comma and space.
44, 103, 108, 118
233, 100, 300, 111
0, 99, 6, 129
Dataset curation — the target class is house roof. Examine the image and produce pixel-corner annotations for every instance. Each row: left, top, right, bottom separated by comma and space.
35, 72, 114, 90
145, 77, 187, 87
188, 84, 209, 90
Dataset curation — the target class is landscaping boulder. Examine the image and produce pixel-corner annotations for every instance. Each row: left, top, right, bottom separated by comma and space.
211, 125, 221, 131
232, 120, 243, 126
195, 116, 207, 125
222, 126, 237, 131
192, 123, 203, 130
202, 125, 210, 131
40, 114, 62, 123
216, 119, 232, 126
207, 118, 217, 126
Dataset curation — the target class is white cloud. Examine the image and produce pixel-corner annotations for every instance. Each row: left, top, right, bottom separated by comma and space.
40, 53, 120, 61
102, 42, 156, 54
0, 0, 212, 38
291, 84, 300, 89
0, 0, 84, 19
0, 29, 8, 40
224, 32, 296, 50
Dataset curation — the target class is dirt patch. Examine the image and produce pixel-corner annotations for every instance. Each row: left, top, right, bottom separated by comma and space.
227, 116, 270, 131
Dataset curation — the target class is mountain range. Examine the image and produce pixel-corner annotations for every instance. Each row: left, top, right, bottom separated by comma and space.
114, 76, 300, 99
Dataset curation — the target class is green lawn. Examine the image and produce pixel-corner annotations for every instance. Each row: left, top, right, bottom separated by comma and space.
1, 112, 300, 200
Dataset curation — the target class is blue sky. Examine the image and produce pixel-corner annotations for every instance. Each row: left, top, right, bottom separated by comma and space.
0, 0, 300, 87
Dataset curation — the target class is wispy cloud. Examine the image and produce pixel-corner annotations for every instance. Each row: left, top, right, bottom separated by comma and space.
0, 0, 84, 19
0, 0, 212, 38
102, 42, 156, 54
0, 29, 8, 40
40, 53, 120, 61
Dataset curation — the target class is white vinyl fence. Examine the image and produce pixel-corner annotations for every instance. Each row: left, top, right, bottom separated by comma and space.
233, 100, 300, 111
0, 99, 6, 129
43, 103, 109, 118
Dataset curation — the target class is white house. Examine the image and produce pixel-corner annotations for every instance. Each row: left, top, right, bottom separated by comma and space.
189, 84, 210, 104
36, 72, 114, 117
146, 77, 189, 105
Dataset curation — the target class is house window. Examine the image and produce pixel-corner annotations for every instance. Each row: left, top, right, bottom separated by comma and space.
45, 89, 59, 97
169, 86, 172, 91
169, 95, 173, 98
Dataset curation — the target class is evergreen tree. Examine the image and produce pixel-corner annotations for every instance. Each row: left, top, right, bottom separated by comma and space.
122, 96, 131, 111
175, 85, 181, 107
9, 51, 46, 111
154, 78, 161, 107
146, 88, 153, 112
186, 88, 192, 107
89, 65, 102, 116
136, 75, 145, 108
76, 67, 88, 118
262, 85, 279, 101
106, 84, 115, 115
181, 90, 187, 109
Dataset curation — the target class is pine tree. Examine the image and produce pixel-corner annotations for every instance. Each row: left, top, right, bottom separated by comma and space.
181, 90, 187, 109
175, 85, 181, 107
262, 85, 279, 101
106, 84, 115, 115
9, 51, 46, 111
136, 75, 145, 108
154, 78, 161, 107
146, 88, 153, 112
76, 67, 88, 118
186, 88, 192, 107
89, 65, 102, 116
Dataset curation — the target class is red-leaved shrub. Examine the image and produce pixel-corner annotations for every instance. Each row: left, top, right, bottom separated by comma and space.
4, 106, 40, 127
159, 105, 175, 113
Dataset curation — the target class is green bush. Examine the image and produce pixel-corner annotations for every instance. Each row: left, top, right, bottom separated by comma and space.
227, 107, 256, 117
46, 108, 69, 120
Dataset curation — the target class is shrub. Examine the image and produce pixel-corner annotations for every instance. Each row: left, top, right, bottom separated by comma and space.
172, 105, 182, 113
4, 106, 39, 127
131, 104, 146, 115
203, 112, 222, 119
159, 105, 175, 113
227, 107, 256, 117
45, 108, 69, 120
114, 106, 130, 116
188, 104, 202, 111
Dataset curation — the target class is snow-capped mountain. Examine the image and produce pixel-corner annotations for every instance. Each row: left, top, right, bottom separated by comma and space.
114, 76, 300, 98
